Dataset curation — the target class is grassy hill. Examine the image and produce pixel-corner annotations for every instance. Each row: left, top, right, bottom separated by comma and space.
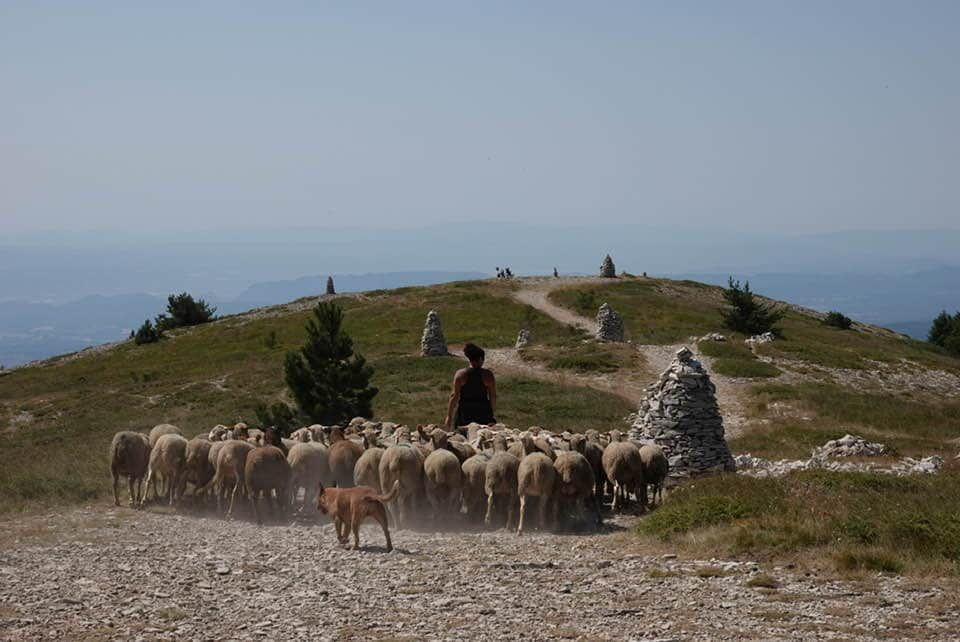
2, 275, 959, 573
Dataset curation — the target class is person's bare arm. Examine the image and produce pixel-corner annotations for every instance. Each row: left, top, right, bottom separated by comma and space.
444, 370, 466, 429
485, 371, 497, 421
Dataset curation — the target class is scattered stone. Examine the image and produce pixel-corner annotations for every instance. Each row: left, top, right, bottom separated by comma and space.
745, 332, 775, 346
630, 347, 736, 476
813, 434, 890, 459
420, 310, 450, 356
600, 254, 616, 278
515, 328, 531, 349
595, 303, 624, 342
325, 276, 335, 295
699, 333, 726, 342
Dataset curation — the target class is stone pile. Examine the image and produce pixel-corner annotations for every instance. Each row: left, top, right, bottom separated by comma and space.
812, 434, 890, 459
599, 254, 616, 278
515, 328, 531, 349
699, 333, 726, 342
734, 453, 943, 478
595, 303, 624, 342
326, 276, 335, 295
745, 332, 775, 346
629, 347, 735, 476
420, 310, 449, 356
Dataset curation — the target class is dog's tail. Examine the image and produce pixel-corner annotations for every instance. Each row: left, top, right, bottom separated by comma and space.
372, 480, 400, 504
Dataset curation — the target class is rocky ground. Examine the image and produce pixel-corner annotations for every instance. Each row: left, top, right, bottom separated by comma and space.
2, 505, 958, 641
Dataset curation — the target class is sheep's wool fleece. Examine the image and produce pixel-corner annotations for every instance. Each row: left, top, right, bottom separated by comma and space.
420, 310, 450, 356
629, 347, 735, 476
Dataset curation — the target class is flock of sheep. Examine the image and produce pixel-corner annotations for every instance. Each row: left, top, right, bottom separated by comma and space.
109, 418, 669, 533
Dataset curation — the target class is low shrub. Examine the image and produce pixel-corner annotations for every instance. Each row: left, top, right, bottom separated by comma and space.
823, 311, 853, 330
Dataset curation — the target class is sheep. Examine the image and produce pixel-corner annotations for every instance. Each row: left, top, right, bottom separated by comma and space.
183, 437, 214, 501
328, 436, 364, 488
601, 441, 644, 511
569, 434, 605, 504
516, 437, 557, 535
290, 427, 314, 443
244, 446, 292, 525
484, 435, 521, 529
423, 447, 463, 523
208, 424, 231, 441
149, 423, 182, 447
353, 444, 385, 493
553, 450, 600, 529
287, 442, 331, 510
378, 443, 425, 529
109, 431, 151, 507
461, 452, 491, 523
141, 433, 188, 507
638, 444, 669, 507
209, 440, 255, 516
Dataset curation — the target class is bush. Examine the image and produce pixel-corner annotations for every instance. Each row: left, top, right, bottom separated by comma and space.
155, 292, 217, 331
823, 311, 853, 330
284, 301, 378, 424
133, 320, 162, 345
720, 278, 783, 335
929, 310, 960, 355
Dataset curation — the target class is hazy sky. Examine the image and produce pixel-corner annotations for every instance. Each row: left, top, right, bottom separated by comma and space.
3, 1, 958, 236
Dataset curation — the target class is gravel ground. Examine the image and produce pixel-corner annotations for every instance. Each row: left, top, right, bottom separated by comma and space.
1, 505, 957, 641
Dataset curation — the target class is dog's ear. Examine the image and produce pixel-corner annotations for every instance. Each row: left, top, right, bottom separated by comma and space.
317, 481, 325, 495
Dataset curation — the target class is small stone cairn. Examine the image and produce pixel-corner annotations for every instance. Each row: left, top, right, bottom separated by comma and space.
595, 303, 624, 342
326, 276, 336, 295
600, 254, 616, 278
629, 347, 735, 476
420, 310, 449, 356
515, 328, 531, 349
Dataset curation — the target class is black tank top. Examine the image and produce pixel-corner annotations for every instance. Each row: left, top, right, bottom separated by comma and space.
456, 367, 495, 426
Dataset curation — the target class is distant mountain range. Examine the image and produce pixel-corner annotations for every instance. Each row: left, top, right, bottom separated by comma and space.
0, 271, 484, 368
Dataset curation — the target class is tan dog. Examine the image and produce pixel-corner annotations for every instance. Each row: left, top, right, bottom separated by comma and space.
316, 480, 400, 551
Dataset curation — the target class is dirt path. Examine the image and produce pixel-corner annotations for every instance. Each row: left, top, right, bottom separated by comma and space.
508, 278, 753, 436
2, 505, 955, 641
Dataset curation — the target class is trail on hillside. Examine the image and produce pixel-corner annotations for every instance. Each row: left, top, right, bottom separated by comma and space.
509, 278, 752, 436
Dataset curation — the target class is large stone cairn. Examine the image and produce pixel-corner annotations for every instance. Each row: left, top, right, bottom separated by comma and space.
515, 328, 531, 349
595, 303, 624, 342
629, 347, 735, 476
326, 276, 336, 295
420, 310, 449, 356
600, 254, 616, 278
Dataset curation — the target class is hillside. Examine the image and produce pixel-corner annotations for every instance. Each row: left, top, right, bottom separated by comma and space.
3, 274, 960, 579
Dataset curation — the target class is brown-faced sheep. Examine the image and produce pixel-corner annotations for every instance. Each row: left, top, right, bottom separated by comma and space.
461, 452, 491, 523
328, 437, 364, 488
353, 444, 384, 493
378, 443, 424, 529
183, 437, 214, 501
423, 447, 463, 523
141, 433, 188, 507
287, 442, 331, 510
149, 423, 182, 447
639, 443, 668, 507
210, 440, 255, 516
601, 441, 644, 511
553, 450, 600, 529
516, 437, 557, 535
244, 446, 292, 525
109, 431, 151, 507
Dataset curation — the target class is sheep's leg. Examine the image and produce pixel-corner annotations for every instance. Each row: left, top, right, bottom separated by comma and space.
141, 469, 154, 507
538, 495, 549, 532
484, 492, 495, 526
611, 482, 620, 511
517, 495, 527, 535
112, 472, 120, 507
250, 490, 262, 525
506, 496, 516, 530
127, 477, 136, 507
227, 479, 241, 518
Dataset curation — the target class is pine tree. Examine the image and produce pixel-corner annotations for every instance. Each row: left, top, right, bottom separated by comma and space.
155, 292, 216, 330
928, 311, 955, 346
284, 301, 377, 423
133, 319, 162, 345
721, 277, 783, 335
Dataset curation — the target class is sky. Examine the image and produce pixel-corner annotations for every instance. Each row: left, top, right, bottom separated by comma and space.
2, 1, 959, 237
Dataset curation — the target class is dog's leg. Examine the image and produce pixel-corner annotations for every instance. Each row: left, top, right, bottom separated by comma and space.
373, 506, 392, 552
351, 516, 361, 551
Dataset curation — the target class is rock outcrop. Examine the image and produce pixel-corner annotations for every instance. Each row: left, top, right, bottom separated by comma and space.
515, 328, 531, 349
421, 310, 450, 356
629, 347, 735, 476
595, 303, 624, 342
599, 254, 616, 278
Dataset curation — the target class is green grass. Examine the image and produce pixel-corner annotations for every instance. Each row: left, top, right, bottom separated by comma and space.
698, 340, 781, 378
0, 280, 633, 513
638, 469, 960, 573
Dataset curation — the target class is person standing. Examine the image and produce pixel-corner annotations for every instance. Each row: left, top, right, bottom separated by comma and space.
444, 343, 497, 431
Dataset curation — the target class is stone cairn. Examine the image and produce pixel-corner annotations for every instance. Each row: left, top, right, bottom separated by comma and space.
515, 328, 531, 349
600, 254, 616, 278
595, 303, 624, 342
629, 347, 735, 476
420, 310, 449, 356
326, 276, 335, 295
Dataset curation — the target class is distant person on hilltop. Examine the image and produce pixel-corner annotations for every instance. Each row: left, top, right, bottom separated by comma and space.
444, 343, 497, 431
